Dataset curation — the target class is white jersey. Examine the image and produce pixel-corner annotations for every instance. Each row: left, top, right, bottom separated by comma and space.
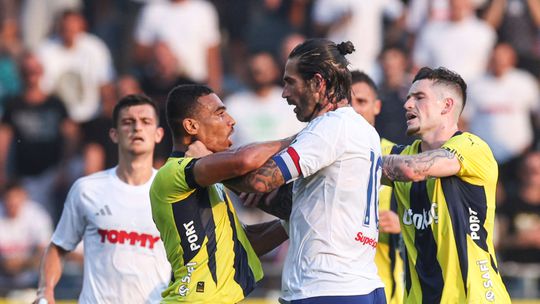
272, 107, 384, 301
52, 168, 170, 304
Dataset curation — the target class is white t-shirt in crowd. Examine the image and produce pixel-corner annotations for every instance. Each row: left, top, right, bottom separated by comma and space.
465, 69, 540, 163
37, 33, 115, 123
413, 16, 495, 82
272, 107, 384, 301
52, 168, 170, 304
312, 0, 403, 75
134, 0, 220, 82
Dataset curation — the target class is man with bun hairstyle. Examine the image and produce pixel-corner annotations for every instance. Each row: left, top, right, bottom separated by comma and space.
225, 38, 386, 303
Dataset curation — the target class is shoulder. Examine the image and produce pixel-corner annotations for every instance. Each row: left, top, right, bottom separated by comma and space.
443, 132, 494, 161
71, 169, 112, 192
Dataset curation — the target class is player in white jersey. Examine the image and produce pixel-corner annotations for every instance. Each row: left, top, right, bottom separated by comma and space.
34, 95, 170, 304
228, 39, 386, 303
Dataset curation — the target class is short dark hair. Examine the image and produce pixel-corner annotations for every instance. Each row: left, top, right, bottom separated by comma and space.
166, 84, 214, 139
112, 94, 160, 127
413, 67, 467, 110
351, 70, 378, 97
288, 39, 354, 103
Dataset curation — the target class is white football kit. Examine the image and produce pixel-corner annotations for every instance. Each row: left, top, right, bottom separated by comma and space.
273, 107, 384, 301
52, 168, 170, 304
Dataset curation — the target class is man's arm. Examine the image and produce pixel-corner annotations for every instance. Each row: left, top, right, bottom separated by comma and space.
243, 220, 288, 257
382, 148, 461, 182
34, 243, 69, 304
225, 158, 286, 194
192, 138, 292, 187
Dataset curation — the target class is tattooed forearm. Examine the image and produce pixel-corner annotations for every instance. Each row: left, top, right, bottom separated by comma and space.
383, 149, 455, 182
244, 160, 285, 193
224, 159, 285, 193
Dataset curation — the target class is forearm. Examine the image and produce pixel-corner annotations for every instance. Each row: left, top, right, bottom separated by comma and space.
224, 158, 285, 193
482, 0, 506, 28
36, 243, 67, 299
382, 149, 457, 182
244, 220, 288, 257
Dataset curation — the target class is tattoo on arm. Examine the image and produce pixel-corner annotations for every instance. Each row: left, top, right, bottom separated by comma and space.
225, 159, 285, 193
243, 159, 285, 193
383, 149, 455, 181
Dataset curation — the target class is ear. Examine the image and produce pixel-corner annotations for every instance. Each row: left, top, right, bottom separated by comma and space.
374, 99, 382, 116
109, 128, 118, 144
313, 73, 326, 92
154, 126, 165, 144
182, 118, 199, 136
441, 97, 454, 115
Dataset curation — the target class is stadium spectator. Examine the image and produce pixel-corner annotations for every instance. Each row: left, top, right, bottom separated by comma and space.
350, 70, 404, 304
482, 0, 540, 76
312, 0, 403, 76
150, 84, 289, 302
226, 51, 304, 148
0, 181, 52, 296
34, 94, 170, 304
376, 46, 414, 145
37, 9, 116, 123
498, 150, 540, 298
0, 52, 78, 218
382, 67, 511, 302
465, 43, 539, 181
134, 0, 222, 93
412, 0, 496, 82
0, 17, 22, 112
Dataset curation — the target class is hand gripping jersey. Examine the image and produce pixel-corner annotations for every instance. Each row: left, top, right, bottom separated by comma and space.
386, 132, 511, 303
376, 138, 404, 304
150, 152, 263, 303
272, 107, 384, 301
52, 168, 170, 304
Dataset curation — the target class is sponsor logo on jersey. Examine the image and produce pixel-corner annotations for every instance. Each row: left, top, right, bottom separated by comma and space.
402, 203, 438, 230
354, 232, 377, 248
179, 262, 196, 297
476, 259, 495, 302
97, 229, 161, 249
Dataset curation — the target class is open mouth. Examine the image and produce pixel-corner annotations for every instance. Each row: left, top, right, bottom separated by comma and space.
132, 136, 144, 142
406, 112, 417, 121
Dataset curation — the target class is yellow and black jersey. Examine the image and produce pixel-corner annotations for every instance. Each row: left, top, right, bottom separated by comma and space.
389, 132, 510, 303
377, 138, 404, 304
150, 151, 263, 303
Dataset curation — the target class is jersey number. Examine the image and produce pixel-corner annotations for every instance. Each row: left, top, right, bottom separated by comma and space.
363, 150, 382, 227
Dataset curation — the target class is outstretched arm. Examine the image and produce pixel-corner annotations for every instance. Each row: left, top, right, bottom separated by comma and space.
34, 243, 69, 304
225, 158, 286, 193
192, 137, 293, 187
382, 148, 461, 182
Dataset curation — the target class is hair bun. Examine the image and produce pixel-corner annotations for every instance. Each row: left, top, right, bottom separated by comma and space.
337, 41, 355, 55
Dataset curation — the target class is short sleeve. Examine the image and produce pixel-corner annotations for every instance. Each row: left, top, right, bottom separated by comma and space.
51, 181, 86, 251
441, 133, 497, 185
277, 115, 347, 181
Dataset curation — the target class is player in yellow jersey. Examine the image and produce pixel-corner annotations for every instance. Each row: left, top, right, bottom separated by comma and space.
350, 70, 404, 304
381, 67, 510, 303
150, 84, 291, 303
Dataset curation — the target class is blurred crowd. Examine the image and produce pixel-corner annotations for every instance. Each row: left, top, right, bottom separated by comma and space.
0, 0, 539, 300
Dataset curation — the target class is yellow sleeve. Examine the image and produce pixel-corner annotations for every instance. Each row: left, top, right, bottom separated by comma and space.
151, 157, 197, 205
441, 132, 498, 185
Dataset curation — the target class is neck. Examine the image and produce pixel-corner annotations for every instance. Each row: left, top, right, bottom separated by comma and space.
420, 123, 459, 151
255, 85, 274, 98
24, 87, 46, 104
115, 152, 154, 185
